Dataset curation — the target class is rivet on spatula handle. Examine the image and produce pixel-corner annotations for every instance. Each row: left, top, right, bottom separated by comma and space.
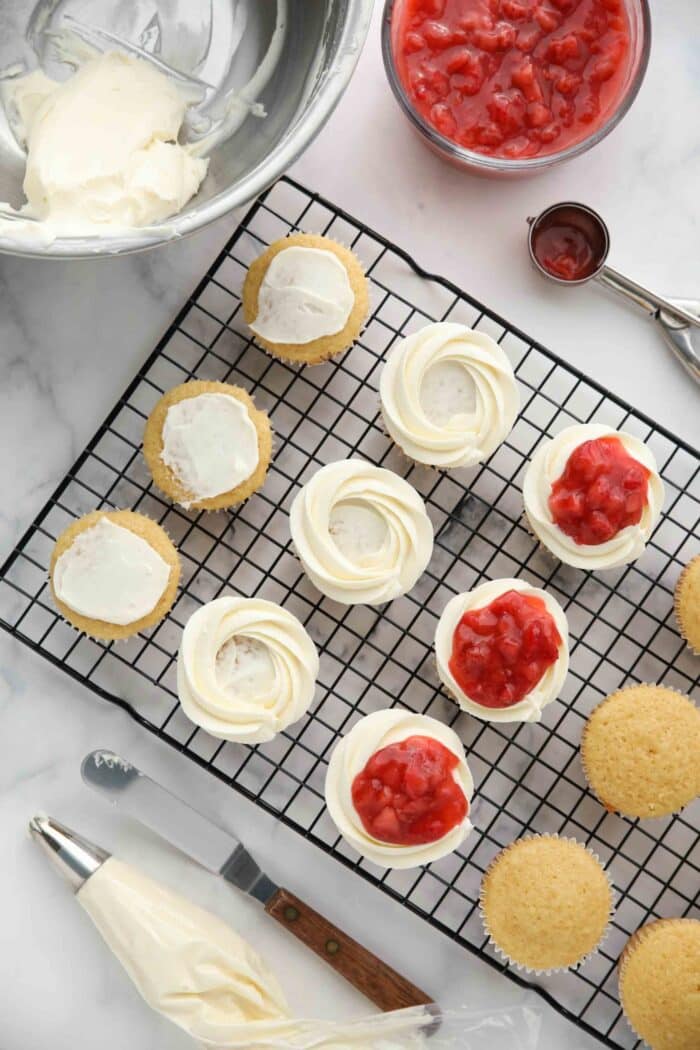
265, 887, 433, 1012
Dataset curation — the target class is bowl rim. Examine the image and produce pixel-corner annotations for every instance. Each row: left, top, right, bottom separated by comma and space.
0, 0, 375, 260
381, 0, 652, 173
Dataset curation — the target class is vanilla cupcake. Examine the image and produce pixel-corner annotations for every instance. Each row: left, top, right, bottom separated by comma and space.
480, 835, 613, 973
581, 684, 700, 819
242, 233, 369, 365
523, 423, 664, 570
619, 918, 700, 1050
289, 459, 434, 606
674, 554, 700, 655
143, 381, 272, 511
435, 579, 569, 723
325, 709, 474, 869
50, 510, 180, 641
379, 322, 519, 469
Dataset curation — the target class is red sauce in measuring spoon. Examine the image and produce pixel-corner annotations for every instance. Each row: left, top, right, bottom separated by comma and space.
393, 0, 631, 160
352, 735, 468, 844
530, 203, 608, 280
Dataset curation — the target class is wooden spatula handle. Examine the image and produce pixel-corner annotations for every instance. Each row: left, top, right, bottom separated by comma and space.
265, 887, 433, 1012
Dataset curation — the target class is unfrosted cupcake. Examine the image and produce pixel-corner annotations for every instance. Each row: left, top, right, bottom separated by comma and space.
619, 918, 700, 1050
177, 596, 319, 744
379, 322, 519, 469
242, 233, 369, 365
480, 835, 613, 973
581, 684, 700, 819
325, 709, 474, 869
50, 509, 180, 641
289, 459, 434, 606
523, 423, 664, 570
143, 380, 272, 511
434, 578, 569, 723
674, 554, 700, 655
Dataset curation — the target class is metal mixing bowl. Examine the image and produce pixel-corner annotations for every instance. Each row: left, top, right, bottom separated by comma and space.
0, 0, 374, 258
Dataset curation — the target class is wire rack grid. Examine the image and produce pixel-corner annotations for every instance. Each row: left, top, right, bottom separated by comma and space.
1, 177, 698, 1049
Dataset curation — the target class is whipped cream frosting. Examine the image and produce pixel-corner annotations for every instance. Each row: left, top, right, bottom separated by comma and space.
289, 459, 434, 606
250, 246, 354, 345
435, 578, 569, 724
161, 392, 259, 507
380, 322, 520, 469
2, 52, 207, 234
325, 708, 474, 868
52, 517, 171, 625
177, 596, 319, 743
78, 857, 290, 1044
523, 423, 665, 570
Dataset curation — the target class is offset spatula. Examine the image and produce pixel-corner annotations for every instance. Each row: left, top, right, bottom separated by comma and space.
81, 749, 432, 1013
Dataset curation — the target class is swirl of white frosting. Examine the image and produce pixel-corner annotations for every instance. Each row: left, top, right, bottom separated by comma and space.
379, 322, 519, 469
435, 578, 569, 724
177, 597, 319, 744
289, 459, 434, 606
523, 424, 665, 570
325, 709, 474, 869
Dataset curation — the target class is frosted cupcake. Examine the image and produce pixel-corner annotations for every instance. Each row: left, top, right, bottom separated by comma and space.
289, 459, 434, 606
523, 423, 664, 570
435, 579, 569, 723
143, 381, 272, 511
177, 596, 319, 745
674, 554, 700, 655
242, 233, 370, 365
325, 709, 474, 869
379, 322, 519, 469
50, 509, 180, 641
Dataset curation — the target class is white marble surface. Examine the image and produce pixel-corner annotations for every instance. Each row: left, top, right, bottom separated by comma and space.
1, 3, 699, 1048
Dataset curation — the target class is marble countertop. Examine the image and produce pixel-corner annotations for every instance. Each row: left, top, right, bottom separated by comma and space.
1, 4, 698, 1049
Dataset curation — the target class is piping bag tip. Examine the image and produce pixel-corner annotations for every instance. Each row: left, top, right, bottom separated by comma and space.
29, 814, 110, 893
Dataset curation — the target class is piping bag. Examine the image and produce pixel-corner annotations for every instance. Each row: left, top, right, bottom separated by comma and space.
28, 815, 437, 1049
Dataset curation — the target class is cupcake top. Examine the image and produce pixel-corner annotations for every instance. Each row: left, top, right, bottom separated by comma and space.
674, 554, 700, 654
177, 596, 319, 745
435, 578, 569, 723
143, 381, 271, 511
325, 708, 474, 869
581, 684, 700, 819
523, 423, 664, 570
480, 835, 613, 973
50, 510, 179, 640
379, 322, 519, 469
289, 459, 434, 606
619, 918, 700, 1050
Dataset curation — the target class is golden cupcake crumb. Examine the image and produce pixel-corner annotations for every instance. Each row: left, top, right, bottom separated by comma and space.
242, 232, 369, 365
49, 509, 180, 641
143, 380, 272, 511
480, 835, 612, 972
674, 554, 700, 654
619, 918, 700, 1050
581, 684, 700, 819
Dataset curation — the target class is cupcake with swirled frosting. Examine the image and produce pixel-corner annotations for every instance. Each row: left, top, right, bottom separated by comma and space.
523, 423, 664, 571
325, 709, 474, 869
435, 579, 569, 723
380, 322, 519, 469
289, 459, 434, 606
177, 597, 319, 744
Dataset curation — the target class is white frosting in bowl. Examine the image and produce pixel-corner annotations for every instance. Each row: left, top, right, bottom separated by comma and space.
161, 392, 259, 507
325, 708, 474, 868
53, 517, 171, 625
380, 322, 519, 468
289, 459, 434, 606
435, 578, 569, 724
523, 423, 665, 570
250, 246, 354, 345
177, 596, 319, 744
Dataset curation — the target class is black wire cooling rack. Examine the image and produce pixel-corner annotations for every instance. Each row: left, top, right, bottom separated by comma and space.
1, 176, 698, 1048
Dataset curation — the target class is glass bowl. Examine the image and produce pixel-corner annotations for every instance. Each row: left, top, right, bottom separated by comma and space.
382, 0, 651, 177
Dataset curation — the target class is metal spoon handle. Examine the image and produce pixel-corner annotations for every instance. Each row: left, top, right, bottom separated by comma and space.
597, 265, 700, 328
